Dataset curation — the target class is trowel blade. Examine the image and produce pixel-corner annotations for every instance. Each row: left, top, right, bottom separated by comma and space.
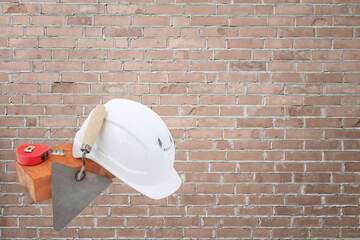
51, 162, 112, 231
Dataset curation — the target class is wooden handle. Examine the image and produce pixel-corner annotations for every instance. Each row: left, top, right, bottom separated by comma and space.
82, 105, 106, 148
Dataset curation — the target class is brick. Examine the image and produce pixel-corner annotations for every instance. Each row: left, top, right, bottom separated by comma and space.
326, 107, 360, 117
185, 229, 212, 238
207, 206, 235, 216
184, 5, 216, 14
297, 16, 332, 26
343, 206, 360, 215
3, 83, 37, 93
147, 50, 173, 60
273, 50, 310, 60
41, 4, 77, 14
39, 38, 74, 48
169, 73, 204, 83
107, 4, 143, 14
295, 173, 330, 182
218, 5, 253, 14
172, 16, 190, 26
228, 39, 264, 49
248, 107, 284, 116
85, 61, 121, 71
79, 4, 104, 14
3, 3, 39, 13
344, 50, 360, 60
117, 229, 145, 238
46, 61, 82, 71
94, 16, 130, 25
223, 217, 258, 227
202, 27, 237, 37
266, 39, 292, 49
169, 39, 205, 48
268, 62, 295, 72
287, 196, 321, 205
189, 151, 226, 161
216, 228, 251, 238
343, 229, 360, 238
32, 16, 65, 25
275, 118, 303, 128
219, 73, 256, 83
214, 50, 250, 60
151, 85, 186, 94
144, 27, 179, 37
131, 38, 166, 48
191, 62, 226, 71
67, 16, 92, 25
148, 229, 183, 238
344, 140, 360, 149
287, 107, 321, 117
280, 28, 314, 37
183, 106, 218, 116
68, 50, 105, 60
273, 228, 309, 238
40, 117, 76, 127
241, 28, 276, 37
165, 217, 200, 227
311, 229, 339, 238
276, 5, 312, 15
325, 151, 360, 161
101, 73, 137, 83
78, 39, 113, 48
237, 118, 273, 128
304, 206, 340, 216
264, 130, 282, 140
198, 184, 233, 194
334, 16, 360, 26
248, 195, 284, 205
134, 16, 169, 26
325, 62, 360, 72
11, 17, 28, 26
15, 49, 51, 59
333, 173, 360, 183
235, 140, 270, 150
325, 129, 360, 139
256, 173, 291, 183
306, 73, 341, 83
1, 228, 37, 238
79, 229, 114, 238
306, 140, 341, 150
230, 61, 266, 71
262, 217, 291, 227
192, 16, 227, 26
266, 96, 302, 105
8, 38, 35, 48
230, 17, 267, 26
8, 106, 43, 115
307, 118, 342, 129
181, 195, 216, 205
269, 16, 294, 26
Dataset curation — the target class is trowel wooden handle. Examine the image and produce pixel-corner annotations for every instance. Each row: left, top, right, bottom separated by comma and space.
82, 104, 106, 149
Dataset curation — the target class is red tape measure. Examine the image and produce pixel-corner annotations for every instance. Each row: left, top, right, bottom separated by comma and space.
16, 144, 50, 166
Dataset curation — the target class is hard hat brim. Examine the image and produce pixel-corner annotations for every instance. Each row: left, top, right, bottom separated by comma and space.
125, 167, 181, 200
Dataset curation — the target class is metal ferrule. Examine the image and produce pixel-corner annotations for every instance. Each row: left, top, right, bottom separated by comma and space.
80, 144, 92, 154
76, 144, 92, 181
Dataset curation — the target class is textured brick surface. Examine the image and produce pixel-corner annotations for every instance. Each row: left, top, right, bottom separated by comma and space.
1, 0, 360, 239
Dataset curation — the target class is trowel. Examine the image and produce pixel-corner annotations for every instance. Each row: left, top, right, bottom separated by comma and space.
51, 105, 112, 231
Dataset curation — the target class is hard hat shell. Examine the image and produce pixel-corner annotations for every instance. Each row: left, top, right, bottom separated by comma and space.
72, 99, 181, 199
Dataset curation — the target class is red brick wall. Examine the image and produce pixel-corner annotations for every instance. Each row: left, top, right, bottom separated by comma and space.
1, 0, 360, 239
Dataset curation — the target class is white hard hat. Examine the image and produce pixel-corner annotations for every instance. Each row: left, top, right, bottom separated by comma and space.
72, 99, 181, 199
